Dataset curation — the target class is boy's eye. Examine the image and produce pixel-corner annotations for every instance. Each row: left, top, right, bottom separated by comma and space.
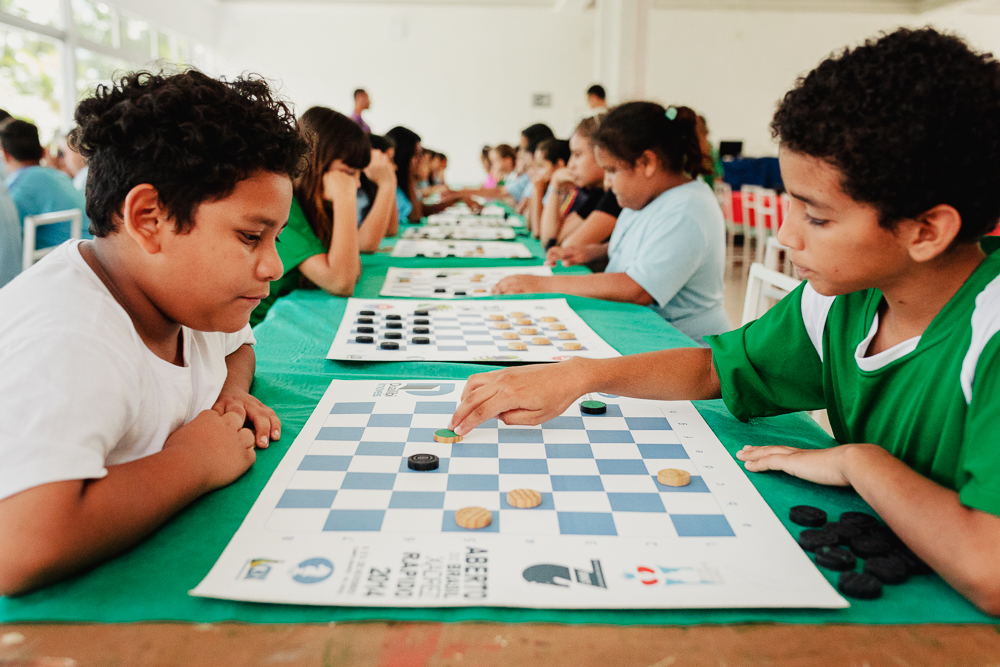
241, 232, 262, 243
806, 215, 829, 227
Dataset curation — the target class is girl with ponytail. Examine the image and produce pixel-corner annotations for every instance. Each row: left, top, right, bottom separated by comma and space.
495, 101, 730, 345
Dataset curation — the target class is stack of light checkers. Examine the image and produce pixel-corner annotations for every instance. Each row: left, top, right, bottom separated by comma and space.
351, 308, 585, 352
790, 505, 932, 600
404, 428, 544, 530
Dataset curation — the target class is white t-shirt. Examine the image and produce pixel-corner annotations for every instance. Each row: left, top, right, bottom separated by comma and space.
0, 240, 255, 502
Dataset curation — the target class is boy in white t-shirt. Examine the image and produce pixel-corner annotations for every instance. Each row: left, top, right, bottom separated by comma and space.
0, 70, 307, 595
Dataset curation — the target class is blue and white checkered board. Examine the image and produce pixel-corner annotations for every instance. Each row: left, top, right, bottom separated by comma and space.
400, 226, 516, 241
391, 239, 534, 259
268, 398, 734, 539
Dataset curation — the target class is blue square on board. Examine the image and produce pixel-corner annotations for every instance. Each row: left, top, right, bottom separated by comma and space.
596, 459, 648, 475
498, 429, 544, 443
653, 475, 709, 492
330, 402, 375, 415
356, 441, 406, 457
551, 475, 604, 492
544, 443, 594, 459
276, 489, 337, 508
638, 443, 689, 460
446, 474, 499, 491
587, 430, 634, 444
317, 426, 366, 441
451, 442, 499, 458
557, 512, 617, 536
542, 416, 585, 430
443, 510, 499, 533
367, 414, 413, 428
625, 417, 673, 431
298, 455, 352, 471
415, 402, 458, 414
670, 514, 735, 537
323, 509, 385, 532
499, 458, 548, 474
340, 472, 397, 490
389, 491, 446, 509
607, 492, 666, 513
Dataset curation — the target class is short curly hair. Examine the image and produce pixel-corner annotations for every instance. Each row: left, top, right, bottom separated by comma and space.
70, 70, 307, 237
772, 27, 1000, 242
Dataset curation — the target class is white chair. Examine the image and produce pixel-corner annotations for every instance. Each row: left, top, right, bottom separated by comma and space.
22, 209, 82, 271
739, 185, 758, 275
764, 236, 798, 278
714, 181, 743, 278
752, 187, 779, 264
741, 262, 802, 326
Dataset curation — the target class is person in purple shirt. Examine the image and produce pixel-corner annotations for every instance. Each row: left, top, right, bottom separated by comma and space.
351, 88, 371, 134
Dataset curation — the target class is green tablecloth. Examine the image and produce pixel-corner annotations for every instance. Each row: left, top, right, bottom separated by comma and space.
1, 230, 995, 625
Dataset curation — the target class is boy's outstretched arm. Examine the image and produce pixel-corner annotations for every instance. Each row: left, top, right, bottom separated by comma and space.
492, 273, 653, 306
449, 348, 720, 435
738, 444, 1000, 615
0, 409, 257, 596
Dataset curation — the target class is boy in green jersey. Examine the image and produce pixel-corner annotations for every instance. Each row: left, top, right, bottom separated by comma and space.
448, 27, 1000, 614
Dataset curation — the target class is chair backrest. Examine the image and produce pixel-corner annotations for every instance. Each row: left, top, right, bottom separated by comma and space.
740, 184, 759, 227
714, 180, 733, 224
754, 187, 779, 231
741, 262, 803, 326
23, 209, 82, 271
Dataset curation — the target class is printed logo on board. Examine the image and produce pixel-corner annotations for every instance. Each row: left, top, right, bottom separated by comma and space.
240, 558, 281, 581
622, 564, 724, 586
522, 560, 607, 589
399, 383, 456, 397
290, 558, 334, 584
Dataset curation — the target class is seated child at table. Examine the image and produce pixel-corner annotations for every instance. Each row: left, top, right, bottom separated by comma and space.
251, 107, 370, 326
356, 134, 399, 253
480, 145, 496, 188
498, 103, 729, 345
451, 28, 1000, 614
387, 126, 472, 223
0, 70, 307, 595
538, 115, 621, 251
528, 138, 571, 237
509, 124, 555, 215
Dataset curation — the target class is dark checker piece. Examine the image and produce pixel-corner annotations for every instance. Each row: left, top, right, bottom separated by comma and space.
407, 453, 440, 471
434, 288, 447, 293
864, 556, 909, 585
580, 400, 607, 415
357, 326, 375, 334
380, 342, 399, 350
415, 310, 429, 316
386, 314, 402, 321
360, 310, 376, 316
385, 332, 402, 340
413, 327, 430, 334
798, 528, 839, 552
814, 546, 857, 572
840, 511, 879, 529
357, 317, 374, 324
850, 534, 893, 559
414, 318, 430, 325
789, 505, 827, 528
838, 572, 883, 600
864, 524, 903, 546
454, 290, 467, 296
415, 253, 426, 257
824, 521, 862, 546
436, 274, 447, 278
355, 335, 374, 344
387, 322, 403, 329
412, 337, 430, 344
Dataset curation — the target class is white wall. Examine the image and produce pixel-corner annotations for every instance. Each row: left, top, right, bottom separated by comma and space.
644, 7, 1000, 157
115, 0, 219, 47
216, 2, 596, 184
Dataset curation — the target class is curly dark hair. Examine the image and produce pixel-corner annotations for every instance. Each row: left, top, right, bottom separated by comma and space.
70, 70, 307, 237
595, 102, 710, 176
771, 27, 1000, 241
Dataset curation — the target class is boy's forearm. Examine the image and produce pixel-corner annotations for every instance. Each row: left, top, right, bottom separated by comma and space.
541, 273, 652, 305
220, 344, 255, 395
576, 348, 721, 401
358, 187, 396, 253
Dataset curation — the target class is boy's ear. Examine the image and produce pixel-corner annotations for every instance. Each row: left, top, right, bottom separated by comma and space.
638, 149, 659, 178
904, 204, 963, 263
120, 183, 171, 255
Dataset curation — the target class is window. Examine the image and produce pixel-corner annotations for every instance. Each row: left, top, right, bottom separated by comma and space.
0, 25, 63, 147
0, 0, 59, 29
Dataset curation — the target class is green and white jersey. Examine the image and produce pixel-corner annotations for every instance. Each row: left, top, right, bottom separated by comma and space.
706, 251, 1000, 517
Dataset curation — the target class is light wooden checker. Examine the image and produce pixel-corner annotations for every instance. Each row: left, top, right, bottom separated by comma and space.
508, 342, 527, 351
455, 506, 492, 529
506, 489, 542, 508
657, 468, 691, 487
562, 342, 582, 351
557, 332, 576, 339
532, 337, 551, 345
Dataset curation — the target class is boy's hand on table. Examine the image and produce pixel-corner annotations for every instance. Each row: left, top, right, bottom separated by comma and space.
736, 444, 854, 487
164, 410, 258, 489
449, 359, 590, 435
492, 274, 544, 294
545, 245, 601, 268
212, 388, 281, 448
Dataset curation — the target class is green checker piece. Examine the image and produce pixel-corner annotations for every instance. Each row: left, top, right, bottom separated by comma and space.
580, 400, 607, 415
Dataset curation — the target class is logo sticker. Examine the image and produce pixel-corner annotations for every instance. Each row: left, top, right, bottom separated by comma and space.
290, 558, 334, 584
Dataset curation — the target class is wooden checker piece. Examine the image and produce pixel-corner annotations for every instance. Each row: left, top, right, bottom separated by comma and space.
433, 429, 462, 444
531, 337, 551, 345
519, 327, 538, 335
540, 317, 557, 323
488, 314, 506, 321
502, 332, 521, 340
509, 312, 525, 318
657, 468, 691, 487
516, 318, 533, 326
506, 489, 542, 509
455, 506, 492, 529
494, 322, 512, 330
549, 323, 567, 331
562, 342, 582, 350
557, 332, 576, 339
508, 341, 527, 351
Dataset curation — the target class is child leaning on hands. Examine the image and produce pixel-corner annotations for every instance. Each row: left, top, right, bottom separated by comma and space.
450, 28, 1000, 615
0, 70, 307, 595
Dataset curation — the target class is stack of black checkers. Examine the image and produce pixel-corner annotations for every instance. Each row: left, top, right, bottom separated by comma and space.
353, 309, 434, 349
789, 505, 931, 600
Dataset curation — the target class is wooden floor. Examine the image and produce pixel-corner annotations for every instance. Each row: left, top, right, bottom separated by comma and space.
3, 622, 1000, 666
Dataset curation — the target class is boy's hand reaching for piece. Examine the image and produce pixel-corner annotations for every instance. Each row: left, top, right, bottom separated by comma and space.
736, 444, 853, 487
164, 410, 258, 490
492, 274, 545, 295
448, 359, 590, 436
212, 388, 281, 448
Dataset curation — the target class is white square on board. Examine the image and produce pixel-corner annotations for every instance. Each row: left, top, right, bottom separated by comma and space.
331, 489, 394, 509
551, 491, 612, 513
612, 512, 678, 539
448, 457, 500, 475
348, 455, 402, 473
265, 508, 331, 533
659, 493, 723, 515
599, 474, 659, 493
499, 510, 560, 535
381, 509, 446, 533
285, 470, 346, 491
393, 473, 449, 492
498, 474, 554, 493
546, 458, 600, 476
443, 491, 501, 511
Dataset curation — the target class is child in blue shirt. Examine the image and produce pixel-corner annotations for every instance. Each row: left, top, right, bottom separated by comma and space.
495, 103, 730, 345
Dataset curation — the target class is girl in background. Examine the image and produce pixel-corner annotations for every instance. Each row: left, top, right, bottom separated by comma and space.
529, 138, 570, 237
251, 107, 369, 325
356, 133, 399, 253
387, 126, 470, 223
